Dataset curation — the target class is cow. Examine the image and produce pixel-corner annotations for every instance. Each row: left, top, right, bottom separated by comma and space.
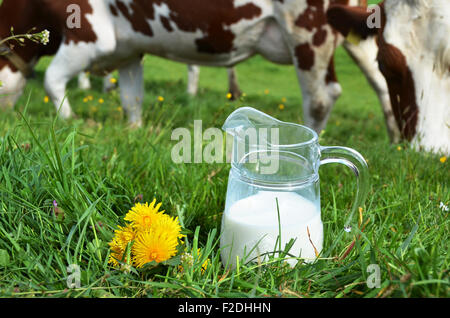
0, 0, 399, 141
327, 0, 450, 155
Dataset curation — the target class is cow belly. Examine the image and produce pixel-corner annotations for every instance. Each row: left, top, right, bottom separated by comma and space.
107, 8, 272, 68
158, 42, 255, 67
144, 19, 292, 66
255, 19, 292, 65
142, 23, 266, 67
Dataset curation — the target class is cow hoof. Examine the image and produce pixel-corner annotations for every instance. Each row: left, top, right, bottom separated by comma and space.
187, 89, 198, 96
228, 90, 242, 101
128, 120, 143, 129
63, 112, 79, 120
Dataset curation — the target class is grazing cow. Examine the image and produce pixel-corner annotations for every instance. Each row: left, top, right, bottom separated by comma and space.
0, 0, 398, 140
327, 0, 450, 155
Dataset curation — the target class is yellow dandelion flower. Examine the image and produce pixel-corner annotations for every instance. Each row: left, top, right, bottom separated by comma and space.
199, 250, 210, 274
201, 258, 210, 274
281, 97, 287, 103
114, 223, 136, 247
264, 89, 269, 95
109, 77, 117, 84
43, 96, 49, 103
108, 238, 123, 267
98, 98, 105, 104
108, 237, 133, 267
158, 96, 164, 102
278, 104, 285, 110
132, 214, 183, 267
83, 97, 89, 103
440, 156, 447, 163
226, 93, 232, 99
124, 200, 165, 231
397, 146, 402, 151
108, 224, 136, 267
87, 95, 94, 101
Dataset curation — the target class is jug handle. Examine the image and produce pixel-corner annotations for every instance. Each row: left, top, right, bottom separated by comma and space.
319, 146, 370, 231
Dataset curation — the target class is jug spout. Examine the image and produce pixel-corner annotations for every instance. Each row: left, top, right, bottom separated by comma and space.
222, 107, 282, 137
223, 107, 319, 150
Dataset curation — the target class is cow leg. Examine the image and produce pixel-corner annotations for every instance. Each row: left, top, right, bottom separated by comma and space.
79, 72, 116, 93
187, 64, 200, 96
44, 46, 91, 119
227, 67, 242, 100
118, 58, 144, 127
44, 0, 117, 119
78, 72, 92, 90
103, 73, 117, 93
343, 40, 401, 143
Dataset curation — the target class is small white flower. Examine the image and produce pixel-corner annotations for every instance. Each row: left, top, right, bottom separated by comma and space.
40, 29, 50, 45
180, 252, 194, 267
439, 202, 449, 212
344, 225, 352, 233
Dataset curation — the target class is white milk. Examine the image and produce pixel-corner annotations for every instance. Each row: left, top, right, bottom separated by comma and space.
220, 191, 323, 268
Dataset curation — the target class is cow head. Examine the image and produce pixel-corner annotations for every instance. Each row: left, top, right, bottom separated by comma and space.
327, 0, 450, 155
0, 0, 61, 109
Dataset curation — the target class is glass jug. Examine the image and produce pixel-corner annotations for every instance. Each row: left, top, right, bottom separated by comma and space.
220, 107, 369, 268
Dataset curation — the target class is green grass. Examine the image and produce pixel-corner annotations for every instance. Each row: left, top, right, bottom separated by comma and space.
0, 45, 448, 298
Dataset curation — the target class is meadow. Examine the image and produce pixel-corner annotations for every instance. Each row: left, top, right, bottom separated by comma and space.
0, 42, 448, 297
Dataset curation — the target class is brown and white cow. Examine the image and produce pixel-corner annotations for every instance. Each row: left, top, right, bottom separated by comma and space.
0, 0, 398, 140
327, 0, 450, 155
